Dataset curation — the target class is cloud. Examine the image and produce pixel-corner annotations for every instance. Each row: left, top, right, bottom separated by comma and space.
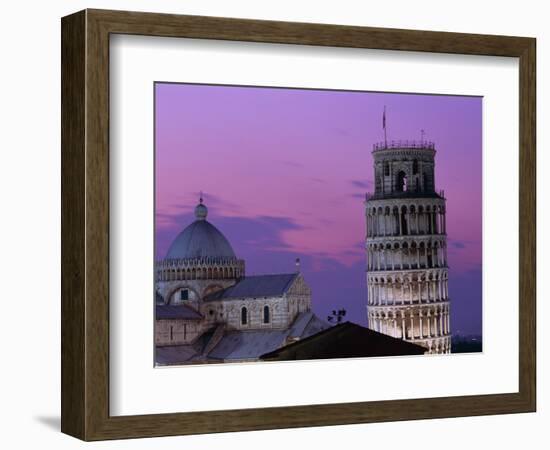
310, 177, 326, 184
278, 160, 304, 169
332, 127, 351, 137
350, 179, 372, 189
351, 193, 368, 200
452, 241, 466, 249
156, 192, 243, 228
155, 212, 307, 260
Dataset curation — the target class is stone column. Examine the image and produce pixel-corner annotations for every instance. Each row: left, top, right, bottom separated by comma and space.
367, 215, 370, 237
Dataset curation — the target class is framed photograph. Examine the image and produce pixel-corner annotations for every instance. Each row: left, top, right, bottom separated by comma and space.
61, 9, 536, 440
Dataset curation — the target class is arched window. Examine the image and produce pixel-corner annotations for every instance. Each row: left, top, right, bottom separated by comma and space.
423, 172, 431, 191
241, 307, 248, 325
413, 159, 419, 174
384, 161, 390, 176
427, 249, 433, 268
400, 206, 408, 235
396, 171, 407, 192
263, 305, 270, 324
180, 289, 189, 301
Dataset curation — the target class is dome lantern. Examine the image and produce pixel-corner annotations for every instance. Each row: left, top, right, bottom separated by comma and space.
194, 195, 208, 220
165, 198, 237, 260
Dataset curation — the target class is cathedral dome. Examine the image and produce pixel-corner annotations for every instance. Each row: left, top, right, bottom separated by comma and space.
165, 199, 236, 260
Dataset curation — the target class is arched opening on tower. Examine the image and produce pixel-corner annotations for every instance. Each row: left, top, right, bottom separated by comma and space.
423, 172, 431, 192
400, 206, 408, 235
392, 207, 399, 235
427, 249, 433, 268
396, 171, 407, 192
376, 176, 382, 193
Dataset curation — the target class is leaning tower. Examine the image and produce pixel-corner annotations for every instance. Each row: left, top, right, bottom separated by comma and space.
365, 140, 451, 354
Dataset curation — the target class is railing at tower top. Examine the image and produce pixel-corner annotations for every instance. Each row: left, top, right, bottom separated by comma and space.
364, 189, 445, 201
373, 140, 435, 151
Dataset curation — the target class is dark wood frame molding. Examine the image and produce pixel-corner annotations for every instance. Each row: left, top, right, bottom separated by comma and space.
61, 9, 536, 441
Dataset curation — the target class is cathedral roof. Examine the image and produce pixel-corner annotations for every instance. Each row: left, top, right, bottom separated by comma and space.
155, 311, 330, 365
204, 273, 299, 301
205, 312, 329, 361
165, 199, 237, 260
155, 304, 203, 320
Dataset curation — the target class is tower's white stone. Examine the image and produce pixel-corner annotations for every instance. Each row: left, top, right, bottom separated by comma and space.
365, 140, 451, 354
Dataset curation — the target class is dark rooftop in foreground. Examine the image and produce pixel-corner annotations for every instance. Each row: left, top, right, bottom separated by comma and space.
260, 321, 427, 361
204, 273, 299, 301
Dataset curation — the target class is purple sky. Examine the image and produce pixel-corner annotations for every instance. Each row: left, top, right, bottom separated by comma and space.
155, 83, 482, 336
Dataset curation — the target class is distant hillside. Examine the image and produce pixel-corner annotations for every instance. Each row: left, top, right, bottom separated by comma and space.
451, 335, 482, 353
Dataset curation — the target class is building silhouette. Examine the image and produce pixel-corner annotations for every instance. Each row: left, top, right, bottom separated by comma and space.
154, 198, 328, 364
154, 196, 432, 365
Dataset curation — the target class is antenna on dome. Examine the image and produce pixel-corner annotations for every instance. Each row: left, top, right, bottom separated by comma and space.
295, 257, 301, 273
199, 191, 203, 204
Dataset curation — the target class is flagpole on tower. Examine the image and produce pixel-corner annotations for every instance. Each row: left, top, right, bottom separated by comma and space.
383, 106, 387, 148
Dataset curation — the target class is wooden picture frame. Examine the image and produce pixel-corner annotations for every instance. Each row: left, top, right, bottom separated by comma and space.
61, 9, 536, 441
